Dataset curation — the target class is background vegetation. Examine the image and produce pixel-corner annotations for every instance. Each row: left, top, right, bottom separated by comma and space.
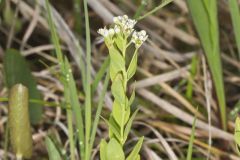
0, 0, 240, 159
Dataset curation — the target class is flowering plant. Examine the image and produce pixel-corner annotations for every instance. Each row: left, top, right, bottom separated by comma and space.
98, 15, 148, 160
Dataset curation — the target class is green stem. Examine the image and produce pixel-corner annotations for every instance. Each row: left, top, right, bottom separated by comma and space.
137, 0, 173, 21
83, 0, 92, 158
66, 108, 75, 160
89, 71, 110, 155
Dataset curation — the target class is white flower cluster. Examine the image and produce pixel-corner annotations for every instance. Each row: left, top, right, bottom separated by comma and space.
98, 27, 115, 38
113, 15, 136, 34
132, 30, 148, 47
98, 15, 148, 47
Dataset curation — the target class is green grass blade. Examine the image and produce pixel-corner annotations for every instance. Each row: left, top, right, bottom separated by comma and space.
126, 137, 144, 160
228, 0, 240, 59
3, 49, 42, 124
186, 0, 227, 130
0, 97, 59, 107
65, 59, 85, 158
64, 58, 85, 159
73, 0, 82, 34
186, 117, 197, 160
89, 71, 110, 155
91, 56, 110, 93
186, 55, 198, 99
83, 0, 92, 159
133, 0, 148, 19
45, 137, 62, 160
46, 1, 76, 159
137, 0, 173, 20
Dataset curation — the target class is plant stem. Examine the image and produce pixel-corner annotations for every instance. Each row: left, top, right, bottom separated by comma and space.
89, 71, 110, 156
83, 0, 92, 159
66, 103, 75, 160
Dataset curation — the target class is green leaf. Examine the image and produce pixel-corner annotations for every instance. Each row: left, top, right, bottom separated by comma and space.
4, 49, 42, 124
186, 0, 226, 130
104, 115, 121, 140
111, 74, 126, 104
100, 139, 108, 160
186, 55, 198, 100
229, 100, 240, 120
126, 137, 144, 160
136, 154, 140, 160
107, 138, 125, 160
112, 99, 130, 128
129, 87, 136, 107
109, 46, 125, 80
45, 137, 62, 160
63, 58, 85, 157
186, 117, 196, 160
113, 101, 126, 127
234, 117, 240, 146
91, 56, 110, 93
127, 51, 138, 80
228, 0, 240, 59
123, 109, 139, 143
115, 36, 125, 52
3, 3, 22, 32
125, 105, 130, 125
90, 71, 110, 158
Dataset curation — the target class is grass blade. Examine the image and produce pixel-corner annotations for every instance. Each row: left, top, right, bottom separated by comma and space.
186, 0, 227, 130
137, 0, 173, 20
89, 71, 110, 156
45, 137, 62, 160
46, 1, 76, 159
64, 58, 85, 159
228, 0, 240, 59
83, 0, 92, 159
91, 56, 110, 93
186, 117, 197, 160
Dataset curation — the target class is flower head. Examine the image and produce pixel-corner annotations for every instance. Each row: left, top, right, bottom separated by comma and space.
113, 15, 136, 35
132, 30, 148, 47
97, 27, 109, 38
98, 15, 148, 49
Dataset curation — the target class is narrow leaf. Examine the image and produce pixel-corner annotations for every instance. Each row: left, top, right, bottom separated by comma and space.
186, 0, 226, 130
109, 46, 125, 80
4, 49, 42, 124
45, 137, 62, 160
123, 109, 139, 143
127, 51, 137, 80
103, 115, 121, 140
112, 100, 127, 127
111, 74, 125, 104
186, 117, 197, 160
228, 0, 240, 58
126, 137, 144, 160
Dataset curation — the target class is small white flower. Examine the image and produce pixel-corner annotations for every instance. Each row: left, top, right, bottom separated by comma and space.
132, 30, 148, 47
113, 17, 119, 23
123, 15, 128, 19
113, 15, 137, 35
109, 28, 115, 35
114, 25, 120, 34
98, 28, 109, 37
